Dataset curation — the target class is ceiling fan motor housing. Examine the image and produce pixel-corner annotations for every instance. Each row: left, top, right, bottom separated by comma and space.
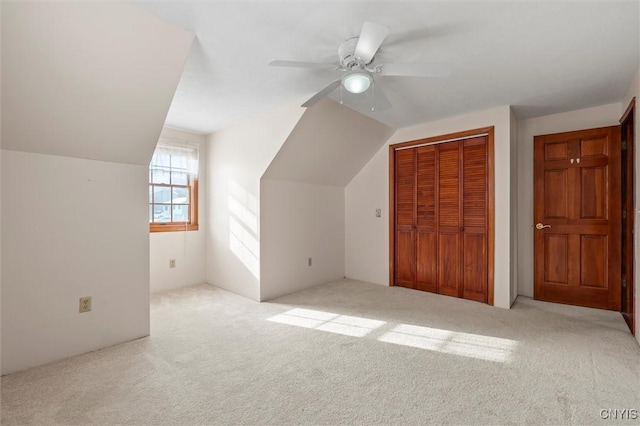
339, 37, 369, 69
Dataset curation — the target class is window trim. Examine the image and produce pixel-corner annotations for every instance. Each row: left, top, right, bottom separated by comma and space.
149, 177, 199, 233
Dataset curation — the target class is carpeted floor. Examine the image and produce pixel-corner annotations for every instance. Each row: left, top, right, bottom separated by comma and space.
1, 279, 639, 425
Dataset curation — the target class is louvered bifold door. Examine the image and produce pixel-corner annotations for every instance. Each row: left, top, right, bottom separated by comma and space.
437, 141, 462, 297
461, 137, 488, 302
415, 146, 437, 292
393, 135, 489, 303
395, 148, 416, 288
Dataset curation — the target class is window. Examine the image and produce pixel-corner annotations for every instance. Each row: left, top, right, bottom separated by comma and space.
149, 140, 199, 232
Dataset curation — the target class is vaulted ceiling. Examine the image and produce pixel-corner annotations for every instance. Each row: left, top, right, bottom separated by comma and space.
134, 1, 639, 134
2, 2, 193, 164
263, 98, 394, 186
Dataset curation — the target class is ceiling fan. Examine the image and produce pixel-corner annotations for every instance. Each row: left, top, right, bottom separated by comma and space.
269, 21, 452, 110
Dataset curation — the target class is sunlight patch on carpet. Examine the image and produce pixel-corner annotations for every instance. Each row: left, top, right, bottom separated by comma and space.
378, 324, 518, 363
268, 308, 386, 337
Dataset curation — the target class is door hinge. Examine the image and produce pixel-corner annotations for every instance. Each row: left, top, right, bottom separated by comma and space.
622, 278, 627, 288
622, 210, 627, 220
622, 140, 627, 150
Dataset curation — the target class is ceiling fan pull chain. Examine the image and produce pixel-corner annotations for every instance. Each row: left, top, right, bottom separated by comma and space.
340, 84, 344, 105
372, 82, 376, 111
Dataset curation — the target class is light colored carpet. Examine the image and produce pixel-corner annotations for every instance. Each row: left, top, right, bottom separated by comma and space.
1, 279, 639, 425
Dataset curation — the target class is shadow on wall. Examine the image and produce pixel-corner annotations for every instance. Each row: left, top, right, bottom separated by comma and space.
228, 180, 260, 279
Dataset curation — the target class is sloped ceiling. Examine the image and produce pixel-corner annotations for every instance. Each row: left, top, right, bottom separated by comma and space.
133, 1, 638, 134
1, 2, 193, 165
263, 98, 394, 186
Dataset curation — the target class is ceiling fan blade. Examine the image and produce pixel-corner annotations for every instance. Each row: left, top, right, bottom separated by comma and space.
301, 80, 342, 108
269, 60, 337, 70
376, 63, 452, 77
371, 80, 392, 111
354, 22, 390, 64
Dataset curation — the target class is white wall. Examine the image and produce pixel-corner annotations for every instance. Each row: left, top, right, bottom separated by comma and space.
259, 99, 391, 300
0, 0, 4, 373
345, 146, 390, 286
150, 127, 207, 294
621, 66, 639, 344
516, 103, 622, 298
206, 100, 305, 301
1, 151, 149, 375
346, 105, 515, 309
260, 180, 345, 301
0, 1, 192, 375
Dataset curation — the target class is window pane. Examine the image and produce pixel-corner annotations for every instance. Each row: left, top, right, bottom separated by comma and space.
171, 155, 186, 170
158, 153, 171, 168
153, 204, 171, 223
149, 205, 153, 222
173, 205, 188, 222
149, 186, 153, 203
172, 186, 189, 204
151, 168, 170, 184
172, 171, 187, 185
153, 186, 171, 204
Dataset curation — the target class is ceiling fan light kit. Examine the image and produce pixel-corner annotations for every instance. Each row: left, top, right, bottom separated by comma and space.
269, 21, 452, 109
342, 72, 372, 94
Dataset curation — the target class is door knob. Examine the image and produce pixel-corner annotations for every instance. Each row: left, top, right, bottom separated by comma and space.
535, 223, 552, 230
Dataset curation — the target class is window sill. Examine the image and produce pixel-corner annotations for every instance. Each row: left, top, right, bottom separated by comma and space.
150, 224, 199, 233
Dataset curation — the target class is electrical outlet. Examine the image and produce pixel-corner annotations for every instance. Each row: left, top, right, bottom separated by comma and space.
375, 208, 382, 218
169, 259, 176, 268
79, 296, 92, 313
308, 257, 312, 266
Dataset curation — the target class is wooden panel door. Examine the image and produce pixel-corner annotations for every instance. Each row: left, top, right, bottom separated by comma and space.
534, 126, 621, 310
462, 137, 488, 302
394, 148, 416, 288
437, 141, 461, 297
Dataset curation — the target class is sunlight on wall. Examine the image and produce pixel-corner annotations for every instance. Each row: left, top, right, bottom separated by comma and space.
227, 180, 260, 279
228, 194, 257, 234
268, 308, 386, 337
228, 180, 257, 216
229, 217, 260, 279
378, 324, 517, 363
268, 308, 518, 363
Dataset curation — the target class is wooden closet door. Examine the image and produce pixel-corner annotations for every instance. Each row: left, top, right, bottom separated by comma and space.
391, 129, 492, 305
394, 148, 416, 288
462, 137, 488, 302
415, 146, 437, 292
437, 141, 462, 297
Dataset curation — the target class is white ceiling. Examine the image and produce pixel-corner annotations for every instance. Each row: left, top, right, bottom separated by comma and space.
2, 2, 193, 164
263, 98, 394, 186
133, 1, 639, 135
